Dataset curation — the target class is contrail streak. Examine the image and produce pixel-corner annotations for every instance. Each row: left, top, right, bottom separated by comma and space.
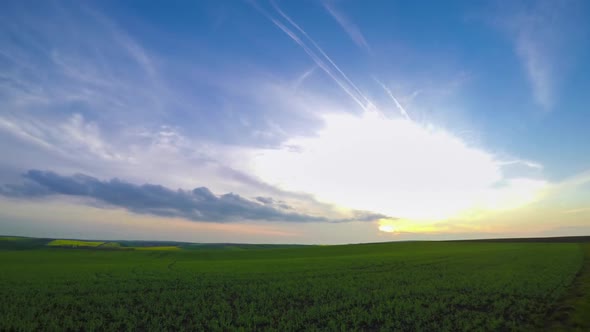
249, 0, 373, 112
267, 16, 369, 110
293, 66, 317, 90
374, 78, 411, 121
271, 0, 372, 108
251, 0, 414, 121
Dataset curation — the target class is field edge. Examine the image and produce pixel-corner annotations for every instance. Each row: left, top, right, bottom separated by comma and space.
543, 243, 590, 331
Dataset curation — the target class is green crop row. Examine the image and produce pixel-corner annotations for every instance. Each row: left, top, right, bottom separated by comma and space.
0, 241, 583, 331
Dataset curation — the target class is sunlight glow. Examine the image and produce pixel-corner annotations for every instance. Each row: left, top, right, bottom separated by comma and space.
249, 110, 547, 223
378, 219, 397, 233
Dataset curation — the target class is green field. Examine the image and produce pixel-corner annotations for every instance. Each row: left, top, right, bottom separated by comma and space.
0, 236, 589, 331
47, 239, 106, 247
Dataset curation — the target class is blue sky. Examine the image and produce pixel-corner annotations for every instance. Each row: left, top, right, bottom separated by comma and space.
0, 0, 589, 243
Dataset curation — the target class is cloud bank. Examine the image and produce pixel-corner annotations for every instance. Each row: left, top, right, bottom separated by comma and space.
249, 110, 548, 221
0, 170, 389, 223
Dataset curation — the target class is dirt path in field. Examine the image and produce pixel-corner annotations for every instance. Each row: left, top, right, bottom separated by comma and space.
544, 243, 590, 331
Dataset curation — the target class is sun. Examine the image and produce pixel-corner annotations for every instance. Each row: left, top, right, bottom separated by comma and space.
378, 219, 397, 233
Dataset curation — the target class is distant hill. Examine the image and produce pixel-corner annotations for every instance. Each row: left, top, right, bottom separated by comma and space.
455, 236, 590, 243
0, 235, 309, 251
0, 236, 52, 250
1, 234, 589, 251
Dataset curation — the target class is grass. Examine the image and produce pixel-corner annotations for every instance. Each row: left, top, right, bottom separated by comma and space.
0, 237, 588, 331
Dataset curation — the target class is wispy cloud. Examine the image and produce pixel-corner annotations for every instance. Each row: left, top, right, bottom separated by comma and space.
0, 113, 126, 164
0, 2, 172, 125
0, 170, 390, 223
498, 159, 543, 170
515, 26, 554, 110
322, 0, 370, 52
503, 0, 582, 111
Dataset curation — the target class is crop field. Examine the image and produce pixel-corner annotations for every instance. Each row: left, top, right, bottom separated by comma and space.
47, 239, 106, 247
0, 237, 589, 331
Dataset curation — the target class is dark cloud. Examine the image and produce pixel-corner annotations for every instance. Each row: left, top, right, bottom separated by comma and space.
0, 170, 390, 223
255, 196, 293, 210
255, 196, 274, 205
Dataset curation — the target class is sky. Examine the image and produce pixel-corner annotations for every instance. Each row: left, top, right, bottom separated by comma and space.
0, 0, 589, 244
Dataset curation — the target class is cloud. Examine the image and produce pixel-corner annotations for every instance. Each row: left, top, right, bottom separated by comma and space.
503, 0, 582, 110
247, 109, 548, 221
0, 112, 132, 172
322, 0, 370, 52
497, 159, 543, 170
514, 25, 553, 110
0, 2, 352, 197
240, 1, 551, 226
0, 170, 390, 223
0, 2, 170, 124
0, 0, 387, 204
0, 0, 330, 155
0, 0, 574, 241
255, 196, 293, 210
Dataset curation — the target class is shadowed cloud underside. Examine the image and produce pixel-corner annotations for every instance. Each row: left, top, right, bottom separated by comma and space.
0, 170, 389, 223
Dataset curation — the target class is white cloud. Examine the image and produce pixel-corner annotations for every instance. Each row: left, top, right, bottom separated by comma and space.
503, 0, 582, 111
0, 113, 125, 163
515, 27, 554, 110
247, 110, 548, 221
